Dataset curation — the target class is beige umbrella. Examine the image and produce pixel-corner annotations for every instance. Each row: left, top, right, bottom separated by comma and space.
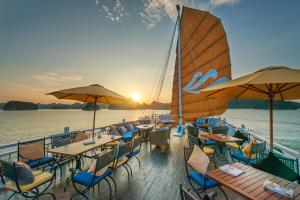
200, 66, 300, 151
47, 84, 128, 138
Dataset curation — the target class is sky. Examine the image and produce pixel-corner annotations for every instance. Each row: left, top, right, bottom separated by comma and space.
0, 0, 300, 104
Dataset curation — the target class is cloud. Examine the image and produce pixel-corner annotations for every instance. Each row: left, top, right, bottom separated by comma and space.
95, 0, 129, 23
140, 0, 240, 29
31, 73, 82, 85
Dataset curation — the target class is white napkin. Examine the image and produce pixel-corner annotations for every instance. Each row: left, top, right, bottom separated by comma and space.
263, 180, 294, 198
220, 164, 244, 177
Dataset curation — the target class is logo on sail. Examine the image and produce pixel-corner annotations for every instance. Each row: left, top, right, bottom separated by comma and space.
183, 69, 229, 94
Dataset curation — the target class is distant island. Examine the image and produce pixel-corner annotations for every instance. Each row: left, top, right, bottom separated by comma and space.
228, 99, 300, 110
1, 99, 300, 111
3, 101, 38, 110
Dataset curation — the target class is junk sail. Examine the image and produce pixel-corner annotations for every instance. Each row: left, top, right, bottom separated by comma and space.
171, 6, 232, 122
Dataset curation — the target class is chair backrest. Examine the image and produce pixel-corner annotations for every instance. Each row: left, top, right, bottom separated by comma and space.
212, 126, 229, 135
188, 134, 202, 148
180, 184, 199, 200
51, 133, 71, 148
183, 147, 194, 178
131, 136, 143, 153
207, 118, 218, 127
94, 150, 115, 176
187, 125, 198, 137
72, 131, 88, 142
18, 138, 45, 162
150, 128, 169, 144
250, 141, 266, 155
0, 160, 17, 183
197, 117, 206, 124
116, 142, 131, 159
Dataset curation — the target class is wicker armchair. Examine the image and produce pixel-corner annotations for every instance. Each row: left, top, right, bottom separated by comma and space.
149, 127, 171, 151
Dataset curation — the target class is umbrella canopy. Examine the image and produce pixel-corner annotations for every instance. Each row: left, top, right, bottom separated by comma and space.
48, 84, 127, 104
48, 84, 128, 137
200, 66, 300, 151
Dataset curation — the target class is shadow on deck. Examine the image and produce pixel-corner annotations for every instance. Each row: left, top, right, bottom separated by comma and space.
0, 129, 245, 200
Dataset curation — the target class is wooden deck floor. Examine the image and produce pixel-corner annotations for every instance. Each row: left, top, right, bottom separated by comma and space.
0, 129, 246, 200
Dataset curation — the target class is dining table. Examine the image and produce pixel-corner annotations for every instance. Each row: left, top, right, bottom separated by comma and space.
199, 131, 243, 161
136, 124, 156, 142
48, 135, 121, 170
207, 162, 300, 200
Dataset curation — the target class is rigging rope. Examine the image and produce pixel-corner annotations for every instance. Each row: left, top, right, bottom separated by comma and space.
142, 18, 178, 119
153, 19, 178, 103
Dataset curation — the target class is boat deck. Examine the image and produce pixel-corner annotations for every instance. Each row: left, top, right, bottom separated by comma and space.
0, 129, 245, 200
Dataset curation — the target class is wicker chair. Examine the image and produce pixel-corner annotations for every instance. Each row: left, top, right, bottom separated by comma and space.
149, 127, 171, 151
183, 147, 227, 199
18, 138, 56, 171
70, 151, 115, 200
0, 159, 56, 200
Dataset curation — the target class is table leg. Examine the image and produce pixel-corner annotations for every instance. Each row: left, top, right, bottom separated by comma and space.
215, 143, 230, 163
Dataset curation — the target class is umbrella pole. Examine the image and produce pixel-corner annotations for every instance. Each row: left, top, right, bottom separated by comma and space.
92, 98, 97, 139
269, 96, 274, 152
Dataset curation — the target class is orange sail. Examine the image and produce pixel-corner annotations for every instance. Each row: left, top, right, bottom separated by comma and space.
171, 6, 232, 122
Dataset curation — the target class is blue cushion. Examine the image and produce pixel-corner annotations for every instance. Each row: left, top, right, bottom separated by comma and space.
28, 156, 55, 168
73, 168, 112, 186
188, 172, 219, 189
121, 132, 133, 141
16, 164, 34, 185
208, 118, 216, 126
231, 151, 256, 164
121, 129, 139, 141
197, 117, 206, 124
127, 150, 139, 158
204, 140, 216, 146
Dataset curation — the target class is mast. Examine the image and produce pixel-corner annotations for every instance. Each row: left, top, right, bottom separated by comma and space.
175, 4, 184, 136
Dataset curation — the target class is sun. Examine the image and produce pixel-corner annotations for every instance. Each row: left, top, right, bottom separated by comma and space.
131, 92, 141, 102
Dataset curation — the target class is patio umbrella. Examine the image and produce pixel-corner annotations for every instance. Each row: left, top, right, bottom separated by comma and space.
200, 66, 300, 151
47, 84, 128, 138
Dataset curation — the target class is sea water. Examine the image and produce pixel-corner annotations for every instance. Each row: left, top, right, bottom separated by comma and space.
0, 109, 299, 151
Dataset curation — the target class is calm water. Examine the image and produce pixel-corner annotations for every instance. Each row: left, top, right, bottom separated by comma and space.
0, 109, 299, 151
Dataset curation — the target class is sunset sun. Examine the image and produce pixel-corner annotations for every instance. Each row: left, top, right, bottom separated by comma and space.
131, 92, 141, 102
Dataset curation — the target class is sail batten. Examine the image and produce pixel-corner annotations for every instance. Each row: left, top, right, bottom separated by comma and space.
171, 6, 232, 122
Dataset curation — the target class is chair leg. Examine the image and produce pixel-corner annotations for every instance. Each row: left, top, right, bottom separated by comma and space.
134, 155, 141, 168
125, 163, 133, 178
7, 191, 17, 200
187, 176, 202, 199
219, 186, 228, 200
72, 182, 90, 200
104, 178, 112, 199
70, 192, 89, 200
107, 175, 117, 192
122, 165, 131, 181
32, 192, 56, 200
